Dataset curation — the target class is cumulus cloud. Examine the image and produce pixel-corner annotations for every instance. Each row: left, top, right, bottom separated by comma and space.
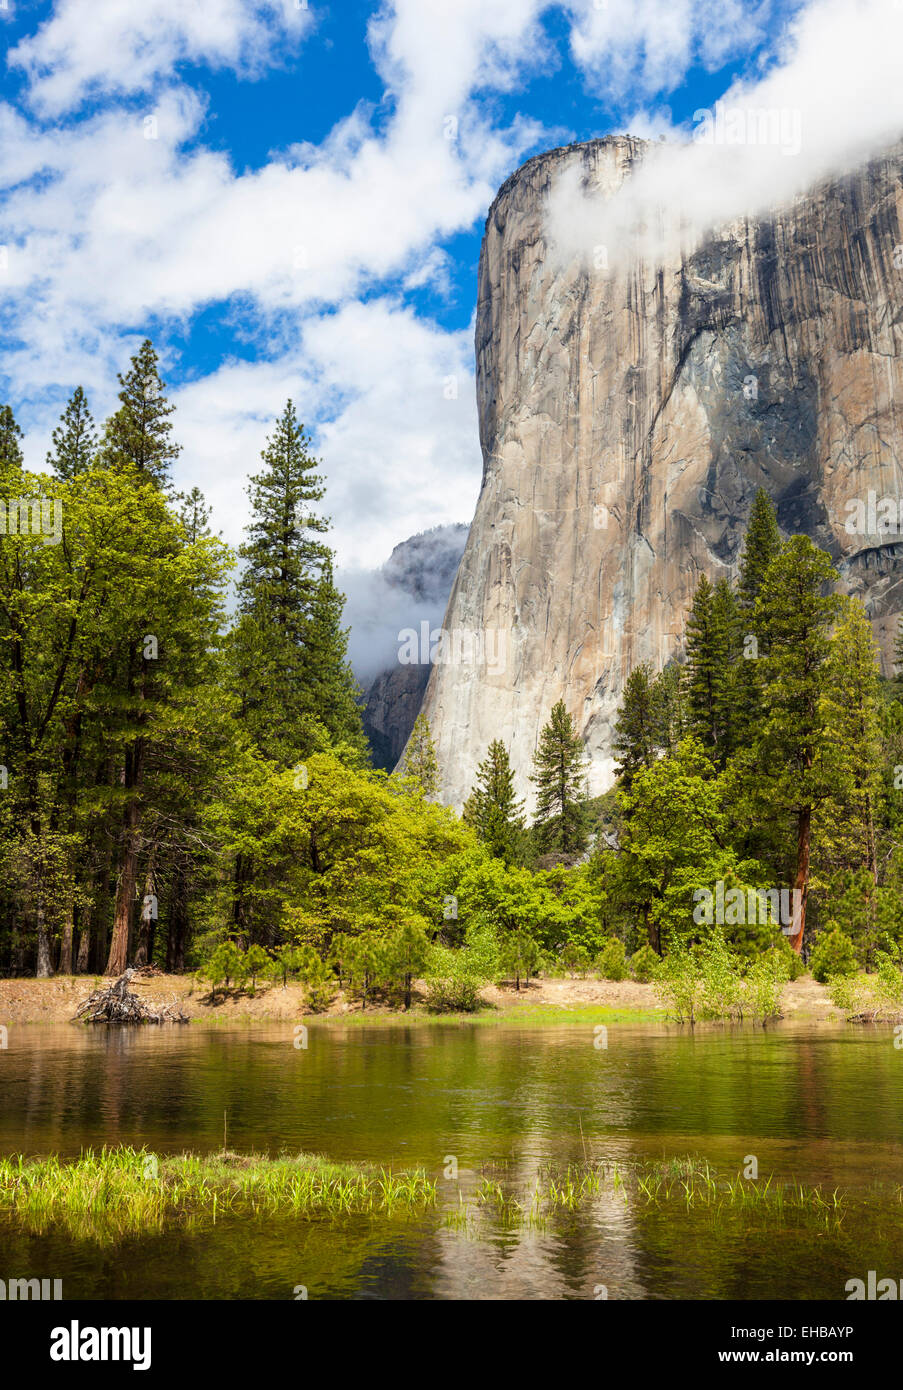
162, 299, 480, 566
10, 0, 314, 117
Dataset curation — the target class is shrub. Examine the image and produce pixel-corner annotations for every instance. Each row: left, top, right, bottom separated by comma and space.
827, 971, 874, 1019
743, 951, 789, 1023
651, 946, 706, 1024
629, 943, 659, 983
773, 934, 805, 981
873, 952, 903, 1018
695, 931, 742, 1021
424, 944, 484, 1013
596, 938, 627, 981
809, 929, 857, 984
299, 950, 334, 1013
199, 941, 246, 993
561, 942, 591, 977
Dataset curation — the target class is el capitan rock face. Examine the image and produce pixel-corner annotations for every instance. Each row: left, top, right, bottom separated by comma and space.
414, 135, 903, 809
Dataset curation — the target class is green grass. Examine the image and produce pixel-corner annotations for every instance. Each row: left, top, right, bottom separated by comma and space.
301, 1002, 665, 1028
0, 1146, 437, 1242
449, 1156, 851, 1232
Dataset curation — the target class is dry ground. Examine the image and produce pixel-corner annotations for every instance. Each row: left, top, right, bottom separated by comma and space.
0, 970, 839, 1025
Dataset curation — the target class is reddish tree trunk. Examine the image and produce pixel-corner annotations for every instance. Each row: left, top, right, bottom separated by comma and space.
788, 805, 811, 955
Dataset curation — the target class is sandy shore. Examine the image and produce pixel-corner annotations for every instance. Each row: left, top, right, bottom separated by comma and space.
0, 971, 839, 1025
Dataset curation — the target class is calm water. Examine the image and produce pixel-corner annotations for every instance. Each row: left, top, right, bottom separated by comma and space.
1, 1019, 902, 1299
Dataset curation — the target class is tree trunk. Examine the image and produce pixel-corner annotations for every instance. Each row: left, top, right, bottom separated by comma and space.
58, 904, 74, 975
35, 901, 53, 977
105, 793, 141, 976
788, 805, 811, 955
75, 912, 91, 973
166, 866, 189, 973
134, 853, 156, 967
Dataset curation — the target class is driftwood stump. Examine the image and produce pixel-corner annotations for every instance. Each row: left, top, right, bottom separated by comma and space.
73, 967, 188, 1024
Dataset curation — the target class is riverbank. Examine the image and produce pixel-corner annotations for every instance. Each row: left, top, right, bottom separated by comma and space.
0, 971, 840, 1025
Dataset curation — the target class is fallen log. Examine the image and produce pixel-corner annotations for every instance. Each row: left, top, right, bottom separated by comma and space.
73, 967, 189, 1024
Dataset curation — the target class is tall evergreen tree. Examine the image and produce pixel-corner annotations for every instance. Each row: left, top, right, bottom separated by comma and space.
756, 536, 842, 953
738, 488, 782, 610
613, 664, 657, 788
683, 573, 739, 763
402, 713, 439, 797
47, 387, 96, 479
0, 405, 24, 469
99, 339, 180, 484
530, 700, 589, 856
233, 401, 365, 763
820, 598, 882, 884
463, 740, 525, 862
650, 663, 686, 755
734, 492, 782, 752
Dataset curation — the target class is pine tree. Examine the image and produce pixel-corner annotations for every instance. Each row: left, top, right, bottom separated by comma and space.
177, 486, 213, 542
820, 598, 882, 886
100, 340, 180, 484
613, 664, 657, 787
0, 405, 24, 470
683, 574, 739, 763
299, 558, 367, 757
530, 700, 589, 855
756, 536, 842, 953
47, 387, 96, 478
650, 663, 686, 754
402, 713, 439, 797
233, 401, 364, 763
734, 493, 782, 752
738, 488, 781, 610
463, 740, 525, 862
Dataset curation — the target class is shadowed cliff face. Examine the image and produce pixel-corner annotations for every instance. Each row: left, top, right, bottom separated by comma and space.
414, 135, 903, 810
358, 524, 469, 769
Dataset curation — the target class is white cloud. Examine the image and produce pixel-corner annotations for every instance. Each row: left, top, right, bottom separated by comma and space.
565, 0, 775, 100
548, 0, 903, 273
164, 299, 480, 568
7, 0, 903, 587
10, 0, 314, 117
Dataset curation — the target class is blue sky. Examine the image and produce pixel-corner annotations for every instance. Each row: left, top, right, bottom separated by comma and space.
1, 0, 899, 587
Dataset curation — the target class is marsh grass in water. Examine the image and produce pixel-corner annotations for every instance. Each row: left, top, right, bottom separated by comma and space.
0, 1146, 437, 1242
448, 1156, 852, 1233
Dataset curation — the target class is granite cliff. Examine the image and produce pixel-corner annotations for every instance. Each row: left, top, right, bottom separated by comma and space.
414, 135, 903, 808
